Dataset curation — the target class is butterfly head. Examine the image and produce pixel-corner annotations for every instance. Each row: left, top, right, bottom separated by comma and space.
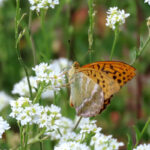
73, 61, 80, 69
68, 61, 80, 80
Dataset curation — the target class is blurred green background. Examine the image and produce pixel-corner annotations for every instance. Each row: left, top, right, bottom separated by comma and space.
0, 0, 150, 149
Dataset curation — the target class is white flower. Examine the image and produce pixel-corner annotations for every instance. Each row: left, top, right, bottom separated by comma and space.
145, 0, 150, 5
0, 0, 5, 6
41, 58, 72, 99
54, 141, 90, 150
0, 116, 10, 139
28, 0, 59, 12
106, 7, 130, 30
133, 143, 150, 150
33, 62, 66, 95
0, 91, 13, 111
90, 133, 124, 150
12, 76, 38, 96
46, 117, 74, 140
10, 97, 62, 130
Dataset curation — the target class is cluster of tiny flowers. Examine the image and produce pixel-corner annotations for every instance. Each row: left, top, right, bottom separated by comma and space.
12, 76, 38, 97
0, 116, 10, 138
0, 0, 5, 6
54, 117, 124, 150
32, 58, 72, 99
106, 7, 130, 30
54, 141, 90, 150
0, 91, 13, 111
90, 133, 124, 150
133, 143, 150, 150
145, 0, 150, 5
28, 0, 59, 12
9, 97, 61, 132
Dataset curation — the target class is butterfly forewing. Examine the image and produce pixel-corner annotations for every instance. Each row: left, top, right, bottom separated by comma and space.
70, 72, 105, 117
81, 61, 136, 87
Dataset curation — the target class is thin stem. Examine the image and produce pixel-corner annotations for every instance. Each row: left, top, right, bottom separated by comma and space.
25, 124, 30, 150
137, 35, 150, 59
88, 0, 95, 63
57, 128, 62, 137
15, 0, 33, 99
28, 10, 37, 66
18, 122, 23, 149
73, 117, 82, 131
110, 27, 119, 60
134, 118, 150, 148
33, 83, 45, 104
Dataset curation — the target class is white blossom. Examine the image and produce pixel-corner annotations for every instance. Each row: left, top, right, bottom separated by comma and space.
10, 97, 62, 130
12, 76, 38, 96
28, 0, 59, 12
54, 141, 90, 150
133, 143, 150, 150
0, 91, 13, 111
145, 0, 150, 5
106, 7, 130, 30
0, 116, 10, 139
90, 133, 124, 150
0, 0, 5, 6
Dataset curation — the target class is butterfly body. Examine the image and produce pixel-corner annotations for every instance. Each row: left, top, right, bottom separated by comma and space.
68, 61, 136, 117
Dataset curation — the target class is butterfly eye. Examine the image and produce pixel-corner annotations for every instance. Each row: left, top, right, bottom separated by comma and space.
73, 61, 80, 68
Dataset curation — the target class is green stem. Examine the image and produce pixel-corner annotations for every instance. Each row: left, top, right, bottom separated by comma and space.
18, 122, 23, 149
28, 128, 46, 145
24, 124, 30, 150
28, 10, 37, 66
110, 27, 119, 60
134, 118, 150, 148
33, 83, 45, 104
73, 117, 82, 131
15, 0, 33, 99
88, 0, 95, 63
137, 35, 150, 59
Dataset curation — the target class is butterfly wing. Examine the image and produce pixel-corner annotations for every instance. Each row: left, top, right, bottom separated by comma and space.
70, 72, 104, 117
78, 61, 136, 99
81, 61, 136, 87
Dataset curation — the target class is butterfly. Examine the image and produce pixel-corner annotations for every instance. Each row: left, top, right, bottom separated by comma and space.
68, 61, 136, 117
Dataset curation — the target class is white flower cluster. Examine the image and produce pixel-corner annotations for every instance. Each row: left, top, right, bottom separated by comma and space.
12, 76, 38, 97
0, 91, 13, 111
10, 97, 61, 132
28, 0, 59, 12
55, 141, 90, 150
0, 116, 10, 139
0, 0, 5, 6
54, 117, 124, 150
90, 133, 124, 150
106, 7, 130, 30
133, 143, 150, 150
12, 58, 72, 99
145, 0, 150, 5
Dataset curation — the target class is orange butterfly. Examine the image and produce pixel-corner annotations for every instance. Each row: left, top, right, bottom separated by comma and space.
68, 61, 136, 117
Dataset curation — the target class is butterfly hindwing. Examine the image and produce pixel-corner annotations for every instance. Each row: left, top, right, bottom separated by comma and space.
70, 72, 105, 117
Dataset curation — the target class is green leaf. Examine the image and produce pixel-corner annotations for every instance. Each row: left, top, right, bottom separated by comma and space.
134, 125, 141, 144
127, 134, 133, 150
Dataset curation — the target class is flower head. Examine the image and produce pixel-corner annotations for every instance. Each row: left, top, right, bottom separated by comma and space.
0, 91, 13, 111
12, 76, 38, 96
133, 143, 150, 150
106, 7, 130, 30
28, 0, 59, 12
145, 0, 150, 5
54, 141, 90, 150
0, 116, 10, 139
